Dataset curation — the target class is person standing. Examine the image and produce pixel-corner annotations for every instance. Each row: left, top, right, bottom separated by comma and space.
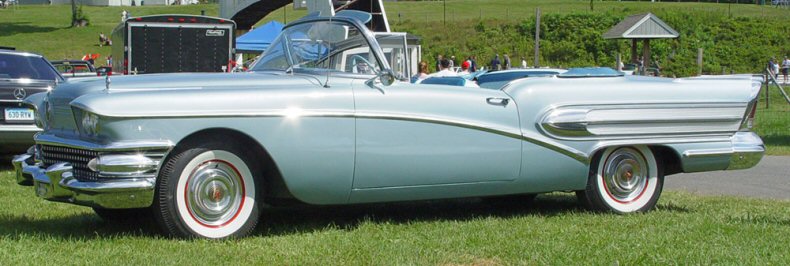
436, 55, 443, 72
503, 54, 511, 70
491, 54, 501, 71
767, 58, 777, 77
459, 61, 471, 75
470, 55, 478, 72
449, 55, 455, 69
782, 56, 789, 84
521, 57, 527, 69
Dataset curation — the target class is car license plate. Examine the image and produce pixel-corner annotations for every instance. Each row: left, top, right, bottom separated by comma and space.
4, 108, 35, 121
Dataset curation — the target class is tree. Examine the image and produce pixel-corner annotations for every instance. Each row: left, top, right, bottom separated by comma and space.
71, 0, 88, 27
71, 0, 78, 27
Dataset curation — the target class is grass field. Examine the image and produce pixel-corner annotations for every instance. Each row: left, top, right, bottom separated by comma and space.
2, 1, 788, 60
0, 165, 789, 264
755, 85, 790, 155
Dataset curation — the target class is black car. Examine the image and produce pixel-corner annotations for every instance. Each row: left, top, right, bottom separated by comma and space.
0, 49, 63, 153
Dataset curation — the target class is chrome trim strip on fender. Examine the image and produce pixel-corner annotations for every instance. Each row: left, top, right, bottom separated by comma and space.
48, 107, 756, 164
539, 103, 748, 140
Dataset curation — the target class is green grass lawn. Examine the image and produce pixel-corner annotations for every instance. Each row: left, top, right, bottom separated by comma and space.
2, 1, 788, 61
755, 85, 790, 155
0, 166, 789, 264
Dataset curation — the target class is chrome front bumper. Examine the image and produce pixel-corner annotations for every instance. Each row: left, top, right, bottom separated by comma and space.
12, 154, 156, 209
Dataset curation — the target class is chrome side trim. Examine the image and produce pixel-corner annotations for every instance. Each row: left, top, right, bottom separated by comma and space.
683, 149, 733, 158
40, 108, 753, 164
540, 103, 748, 140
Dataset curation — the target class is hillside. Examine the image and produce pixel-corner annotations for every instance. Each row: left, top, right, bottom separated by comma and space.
1, 1, 788, 76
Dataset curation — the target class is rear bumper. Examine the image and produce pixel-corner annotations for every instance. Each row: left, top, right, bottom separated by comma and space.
0, 125, 40, 153
682, 131, 765, 171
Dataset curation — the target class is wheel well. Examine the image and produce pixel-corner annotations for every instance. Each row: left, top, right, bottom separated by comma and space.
172, 128, 293, 201
649, 146, 682, 176
589, 145, 682, 176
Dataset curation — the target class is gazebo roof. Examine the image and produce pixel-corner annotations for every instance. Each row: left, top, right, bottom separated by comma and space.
603, 13, 679, 39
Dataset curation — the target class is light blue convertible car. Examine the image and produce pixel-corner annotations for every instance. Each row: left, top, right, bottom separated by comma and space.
12, 11, 764, 239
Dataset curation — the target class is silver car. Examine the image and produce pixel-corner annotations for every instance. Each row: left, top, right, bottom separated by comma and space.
12, 11, 764, 239
0, 49, 61, 153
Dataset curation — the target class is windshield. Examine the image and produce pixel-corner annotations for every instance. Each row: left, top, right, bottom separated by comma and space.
250, 20, 382, 75
0, 54, 61, 81
53, 62, 95, 74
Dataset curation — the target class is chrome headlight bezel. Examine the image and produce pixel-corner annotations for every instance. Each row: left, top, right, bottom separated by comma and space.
72, 107, 102, 137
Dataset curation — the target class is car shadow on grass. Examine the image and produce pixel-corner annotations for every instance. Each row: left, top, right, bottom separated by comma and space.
0, 193, 694, 239
0, 155, 14, 171
0, 212, 162, 239
255, 193, 692, 237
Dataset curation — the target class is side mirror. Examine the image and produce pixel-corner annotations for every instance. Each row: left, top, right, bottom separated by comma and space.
379, 70, 396, 86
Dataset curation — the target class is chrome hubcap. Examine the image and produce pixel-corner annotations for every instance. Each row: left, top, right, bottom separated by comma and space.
186, 161, 243, 226
603, 148, 648, 202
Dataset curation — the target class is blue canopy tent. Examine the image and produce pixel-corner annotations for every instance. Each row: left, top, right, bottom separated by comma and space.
235, 21, 284, 54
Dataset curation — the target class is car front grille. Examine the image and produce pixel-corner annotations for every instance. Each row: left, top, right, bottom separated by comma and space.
40, 145, 100, 182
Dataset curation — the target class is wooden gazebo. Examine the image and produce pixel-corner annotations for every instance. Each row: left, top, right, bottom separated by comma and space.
603, 13, 679, 74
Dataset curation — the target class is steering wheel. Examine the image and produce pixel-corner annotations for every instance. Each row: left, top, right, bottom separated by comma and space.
350, 54, 376, 74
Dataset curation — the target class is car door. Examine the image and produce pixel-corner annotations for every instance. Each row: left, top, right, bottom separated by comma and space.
351, 80, 522, 190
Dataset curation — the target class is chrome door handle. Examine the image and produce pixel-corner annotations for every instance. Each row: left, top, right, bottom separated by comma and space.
486, 97, 509, 106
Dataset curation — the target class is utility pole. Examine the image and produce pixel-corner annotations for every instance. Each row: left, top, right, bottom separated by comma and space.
534, 8, 541, 67
443, 0, 446, 26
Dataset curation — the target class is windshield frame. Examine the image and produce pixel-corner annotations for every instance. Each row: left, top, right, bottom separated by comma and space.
249, 15, 391, 76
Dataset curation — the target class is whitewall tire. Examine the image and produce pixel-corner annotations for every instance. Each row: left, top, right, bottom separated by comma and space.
577, 146, 663, 213
154, 141, 261, 239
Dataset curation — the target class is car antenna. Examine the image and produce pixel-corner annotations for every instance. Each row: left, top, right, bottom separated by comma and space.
323, 15, 333, 88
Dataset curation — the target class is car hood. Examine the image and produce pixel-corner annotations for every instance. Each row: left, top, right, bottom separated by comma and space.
44, 72, 322, 132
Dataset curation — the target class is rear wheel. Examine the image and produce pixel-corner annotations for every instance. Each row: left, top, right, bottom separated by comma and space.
153, 140, 261, 239
576, 146, 663, 213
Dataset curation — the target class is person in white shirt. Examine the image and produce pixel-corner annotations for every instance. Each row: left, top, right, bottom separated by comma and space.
427, 58, 458, 78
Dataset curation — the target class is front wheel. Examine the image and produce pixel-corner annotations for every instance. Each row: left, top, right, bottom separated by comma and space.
577, 146, 663, 213
153, 141, 261, 239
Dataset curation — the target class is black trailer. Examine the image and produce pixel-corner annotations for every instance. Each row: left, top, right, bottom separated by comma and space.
111, 15, 236, 75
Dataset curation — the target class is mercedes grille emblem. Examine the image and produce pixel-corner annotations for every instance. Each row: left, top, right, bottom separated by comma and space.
13, 88, 27, 100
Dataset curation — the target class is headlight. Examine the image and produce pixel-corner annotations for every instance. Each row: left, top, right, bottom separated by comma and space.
73, 107, 102, 136
82, 112, 100, 135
